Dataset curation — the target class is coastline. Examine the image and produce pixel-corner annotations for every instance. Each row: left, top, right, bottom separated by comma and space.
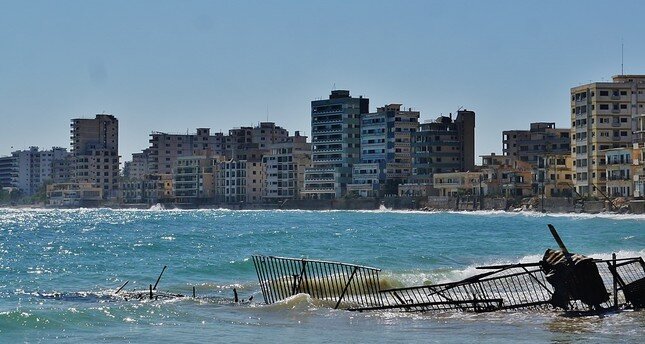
3, 196, 645, 214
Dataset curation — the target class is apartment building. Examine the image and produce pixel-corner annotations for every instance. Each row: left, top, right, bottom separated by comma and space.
224, 122, 289, 161
503, 122, 570, 165
348, 104, 420, 197
70, 114, 119, 199
433, 171, 484, 197
303, 90, 369, 199
124, 149, 150, 180
147, 128, 225, 175
173, 156, 220, 204
9, 146, 69, 196
570, 75, 645, 197
216, 160, 264, 203
0, 155, 14, 188
262, 132, 311, 201
480, 153, 533, 197
409, 110, 476, 187
47, 182, 103, 207
535, 154, 574, 197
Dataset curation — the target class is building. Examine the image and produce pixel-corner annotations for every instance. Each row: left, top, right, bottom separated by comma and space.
124, 149, 150, 180
0, 155, 15, 188
433, 171, 484, 197
148, 128, 225, 175
173, 155, 220, 204
9, 146, 69, 196
503, 122, 570, 165
303, 90, 369, 199
480, 153, 533, 197
570, 75, 645, 197
409, 110, 476, 187
262, 132, 311, 202
225, 122, 289, 161
348, 104, 420, 197
216, 160, 265, 203
47, 182, 103, 207
535, 154, 574, 197
70, 114, 120, 199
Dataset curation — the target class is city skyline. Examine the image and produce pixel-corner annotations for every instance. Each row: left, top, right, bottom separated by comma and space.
2, 1, 645, 160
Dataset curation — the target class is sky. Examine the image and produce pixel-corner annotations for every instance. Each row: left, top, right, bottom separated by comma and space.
1, 0, 645, 163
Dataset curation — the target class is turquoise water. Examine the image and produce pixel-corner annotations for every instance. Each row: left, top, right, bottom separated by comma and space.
0, 209, 643, 343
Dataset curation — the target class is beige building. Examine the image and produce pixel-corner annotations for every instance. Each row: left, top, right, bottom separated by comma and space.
605, 144, 645, 198
262, 132, 311, 201
480, 153, 533, 197
433, 171, 484, 197
70, 114, 119, 199
216, 160, 265, 203
570, 75, 645, 197
148, 128, 225, 175
173, 155, 221, 204
47, 182, 103, 206
535, 154, 574, 197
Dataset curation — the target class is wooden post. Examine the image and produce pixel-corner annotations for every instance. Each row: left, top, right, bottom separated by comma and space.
149, 284, 153, 300
193, 286, 196, 298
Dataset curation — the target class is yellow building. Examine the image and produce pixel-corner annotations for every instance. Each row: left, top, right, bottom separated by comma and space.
47, 183, 103, 206
570, 75, 645, 197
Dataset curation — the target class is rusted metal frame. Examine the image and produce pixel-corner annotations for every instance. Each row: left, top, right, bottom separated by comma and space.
254, 256, 274, 304
265, 255, 381, 271
269, 257, 288, 301
334, 266, 359, 309
292, 260, 307, 296
350, 298, 505, 312
520, 266, 552, 297
263, 257, 281, 304
252, 256, 269, 304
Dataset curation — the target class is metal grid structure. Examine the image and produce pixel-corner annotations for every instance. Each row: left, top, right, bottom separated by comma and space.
252, 255, 645, 313
354, 262, 553, 312
252, 255, 383, 309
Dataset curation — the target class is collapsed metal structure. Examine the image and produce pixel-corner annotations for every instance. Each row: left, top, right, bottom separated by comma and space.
252, 225, 645, 313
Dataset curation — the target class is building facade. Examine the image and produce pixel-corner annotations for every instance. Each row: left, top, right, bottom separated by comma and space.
303, 90, 369, 199
148, 128, 225, 175
348, 104, 420, 197
503, 122, 570, 165
570, 75, 645, 197
262, 132, 311, 202
70, 114, 119, 199
9, 146, 69, 196
410, 110, 476, 187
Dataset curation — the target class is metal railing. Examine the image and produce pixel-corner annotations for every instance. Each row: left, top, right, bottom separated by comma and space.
252, 255, 383, 309
252, 255, 645, 313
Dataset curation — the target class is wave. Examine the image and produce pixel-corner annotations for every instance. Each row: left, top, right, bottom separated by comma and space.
3, 207, 645, 221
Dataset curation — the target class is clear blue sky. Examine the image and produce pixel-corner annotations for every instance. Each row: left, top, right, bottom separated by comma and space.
1, 0, 644, 162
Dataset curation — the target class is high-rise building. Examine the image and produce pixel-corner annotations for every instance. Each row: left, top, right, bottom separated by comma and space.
503, 122, 570, 165
570, 75, 645, 196
302, 90, 369, 199
347, 104, 420, 196
70, 114, 119, 199
147, 128, 225, 175
9, 146, 69, 196
0, 155, 15, 188
409, 110, 476, 188
262, 131, 311, 201
124, 149, 150, 180
224, 122, 289, 161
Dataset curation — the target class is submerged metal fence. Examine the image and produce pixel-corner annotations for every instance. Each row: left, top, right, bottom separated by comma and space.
252, 254, 645, 313
354, 262, 553, 312
252, 255, 383, 309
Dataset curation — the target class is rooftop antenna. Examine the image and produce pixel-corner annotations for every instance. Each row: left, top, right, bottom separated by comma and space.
332, 82, 336, 90
621, 39, 624, 75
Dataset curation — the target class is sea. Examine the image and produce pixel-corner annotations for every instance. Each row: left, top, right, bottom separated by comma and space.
0, 208, 643, 343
